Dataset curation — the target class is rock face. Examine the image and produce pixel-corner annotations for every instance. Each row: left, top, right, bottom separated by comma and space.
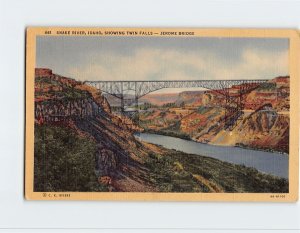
140, 93, 179, 106
233, 105, 289, 153
35, 68, 52, 77
174, 77, 290, 111
34, 68, 155, 192
35, 98, 102, 123
139, 76, 290, 154
245, 76, 289, 111
96, 148, 118, 177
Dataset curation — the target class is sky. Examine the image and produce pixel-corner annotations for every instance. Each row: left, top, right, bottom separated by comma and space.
36, 36, 289, 93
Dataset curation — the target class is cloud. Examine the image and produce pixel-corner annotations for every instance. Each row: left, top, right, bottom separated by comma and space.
203, 48, 289, 81
68, 48, 212, 81
67, 45, 288, 84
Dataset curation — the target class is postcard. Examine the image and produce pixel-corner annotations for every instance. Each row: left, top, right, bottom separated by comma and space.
25, 27, 299, 201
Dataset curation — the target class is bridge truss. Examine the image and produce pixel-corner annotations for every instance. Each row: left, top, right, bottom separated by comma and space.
84, 79, 269, 130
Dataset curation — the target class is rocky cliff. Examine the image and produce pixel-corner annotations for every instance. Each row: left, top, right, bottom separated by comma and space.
139, 76, 290, 154
34, 68, 154, 191
207, 104, 289, 153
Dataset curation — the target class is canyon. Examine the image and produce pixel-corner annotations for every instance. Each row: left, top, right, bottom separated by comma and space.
139, 76, 289, 153
33, 68, 289, 193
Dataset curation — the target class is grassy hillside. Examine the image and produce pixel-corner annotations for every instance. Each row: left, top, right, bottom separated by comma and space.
34, 124, 108, 192
34, 123, 288, 193
144, 146, 288, 193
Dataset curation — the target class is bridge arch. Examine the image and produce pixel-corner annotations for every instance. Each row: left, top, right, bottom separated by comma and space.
84, 79, 269, 130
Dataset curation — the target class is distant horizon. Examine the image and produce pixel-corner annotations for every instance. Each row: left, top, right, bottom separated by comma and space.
36, 66, 288, 81
36, 36, 289, 89
36, 66, 288, 94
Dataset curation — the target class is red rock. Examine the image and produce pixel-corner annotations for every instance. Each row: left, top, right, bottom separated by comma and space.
35, 68, 52, 77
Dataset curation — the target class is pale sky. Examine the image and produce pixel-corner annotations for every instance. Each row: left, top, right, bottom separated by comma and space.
36, 36, 289, 93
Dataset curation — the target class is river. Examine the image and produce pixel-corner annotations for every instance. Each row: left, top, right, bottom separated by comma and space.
135, 133, 288, 179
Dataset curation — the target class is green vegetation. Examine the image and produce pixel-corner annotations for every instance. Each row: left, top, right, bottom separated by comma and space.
145, 129, 191, 141
197, 106, 212, 114
36, 76, 60, 85
59, 88, 89, 100
34, 124, 108, 192
34, 122, 288, 193
179, 102, 185, 108
139, 102, 157, 110
139, 110, 191, 140
256, 82, 277, 91
145, 147, 288, 193
35, 76, 90, 100
162, 102, 176, 108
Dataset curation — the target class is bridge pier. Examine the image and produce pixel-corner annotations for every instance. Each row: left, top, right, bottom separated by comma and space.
223, 82, 262, 130
120, 95, 125, 114
134, 95, 139, 122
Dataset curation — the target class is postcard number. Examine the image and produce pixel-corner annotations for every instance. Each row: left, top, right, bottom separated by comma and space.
270, 194, 286, 199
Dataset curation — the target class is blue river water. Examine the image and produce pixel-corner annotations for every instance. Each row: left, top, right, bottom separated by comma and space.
135, 133, 288, 179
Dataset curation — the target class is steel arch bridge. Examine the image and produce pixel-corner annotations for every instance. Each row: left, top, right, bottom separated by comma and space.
84, 79, 269, 130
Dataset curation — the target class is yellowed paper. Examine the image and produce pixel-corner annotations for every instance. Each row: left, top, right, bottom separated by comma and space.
25, 27, 299, 201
